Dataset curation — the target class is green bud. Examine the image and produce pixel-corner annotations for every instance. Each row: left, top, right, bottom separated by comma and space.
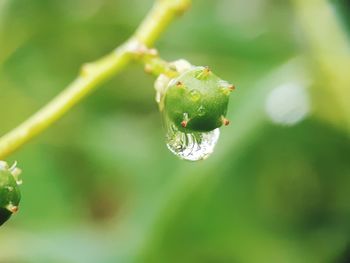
0, 161, 21, 226
164, 66, 234, 132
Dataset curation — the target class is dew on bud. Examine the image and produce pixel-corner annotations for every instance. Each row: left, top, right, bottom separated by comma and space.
164, 114, 220, 161
154, 64, 234, 161
197, 106, 206, 117
189, 90, 201, 102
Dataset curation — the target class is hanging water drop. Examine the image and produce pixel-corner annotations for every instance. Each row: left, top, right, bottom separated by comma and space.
164, 115, 220, 161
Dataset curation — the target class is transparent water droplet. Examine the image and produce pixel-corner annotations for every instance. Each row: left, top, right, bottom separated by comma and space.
189, 90, 201, 102
164, 115, 220, 161
197, 105, 206, 116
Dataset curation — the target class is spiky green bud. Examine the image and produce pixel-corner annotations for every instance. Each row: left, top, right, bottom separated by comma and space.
164, 66, 234, 132
0, 161, 21, 226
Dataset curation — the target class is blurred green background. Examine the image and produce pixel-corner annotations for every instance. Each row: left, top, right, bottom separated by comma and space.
1, 0, 350, 262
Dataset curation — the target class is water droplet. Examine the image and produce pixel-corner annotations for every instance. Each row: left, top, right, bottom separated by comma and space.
163, 115, 220, 161
189, 90, 201, 102
197, 106, 206, 116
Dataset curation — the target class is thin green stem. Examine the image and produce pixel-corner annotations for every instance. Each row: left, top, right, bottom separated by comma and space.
143, 55, 179, 78
0, 0, 191, 159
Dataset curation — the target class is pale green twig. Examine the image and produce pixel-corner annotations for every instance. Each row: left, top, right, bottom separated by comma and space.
0, 0, 191, 159
292, 0, 350, 133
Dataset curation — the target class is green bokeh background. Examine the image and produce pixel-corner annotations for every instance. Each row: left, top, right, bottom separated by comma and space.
0, 0, 350, 262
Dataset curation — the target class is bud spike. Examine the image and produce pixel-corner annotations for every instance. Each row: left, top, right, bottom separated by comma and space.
6, 203, 18, 213
194, 66, 212, 80
9, 161, 17, 173
221, 116, 230, 126
228, 84, 235, 91
176, 81, 184, 87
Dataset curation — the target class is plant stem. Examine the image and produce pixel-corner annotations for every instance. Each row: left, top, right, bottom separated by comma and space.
143, 55, 179, 78
0, 0, 191, 160
291, 0, 350, 133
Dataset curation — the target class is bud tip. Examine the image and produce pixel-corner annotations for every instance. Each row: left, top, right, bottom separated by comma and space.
221, 116, 230, 126
176, 81, 183, 87
181, 120, 188, 128
229, 84, 236, 91
6, 204, 19, 213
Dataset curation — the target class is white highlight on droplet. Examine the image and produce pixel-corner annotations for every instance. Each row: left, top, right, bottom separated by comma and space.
265, 83, 310, 126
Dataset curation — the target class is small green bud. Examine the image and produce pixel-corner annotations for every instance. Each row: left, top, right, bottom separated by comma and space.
164, 66, 234, 132
0, 161, 21, 226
